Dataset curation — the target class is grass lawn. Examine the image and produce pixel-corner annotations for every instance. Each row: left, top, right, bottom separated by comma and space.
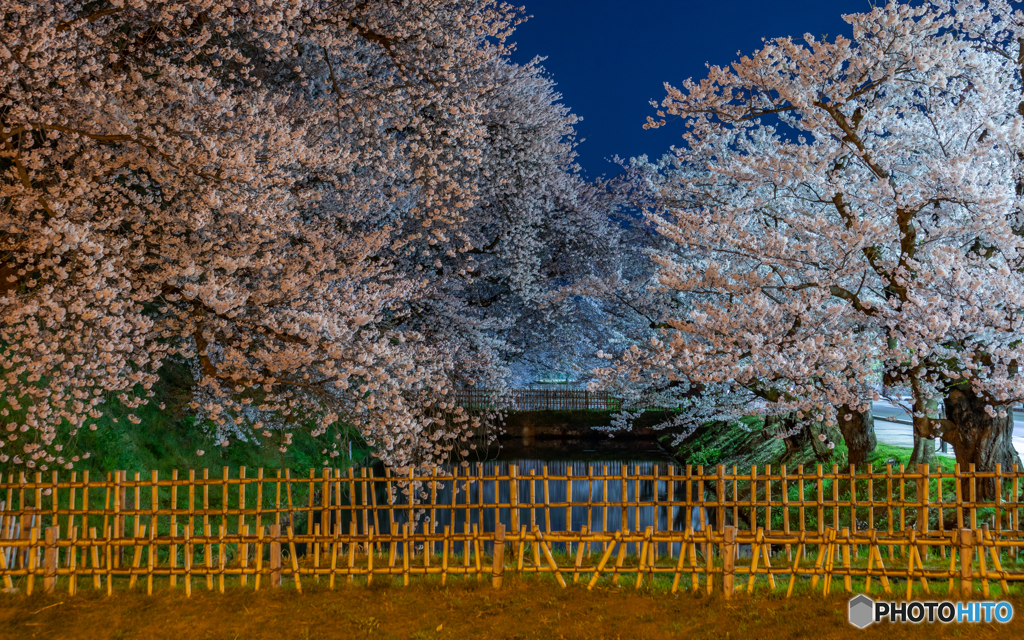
1, 576, 1021, 640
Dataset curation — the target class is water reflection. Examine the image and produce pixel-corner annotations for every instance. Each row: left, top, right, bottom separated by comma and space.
349, 459, 711, 557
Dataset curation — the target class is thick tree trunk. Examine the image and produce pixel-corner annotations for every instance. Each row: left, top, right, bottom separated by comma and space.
943, 384, 1022, 500
908, 392, 938, 468
766, 414, 806, 462
837, 405, 877, 466
809, 422, 842, 462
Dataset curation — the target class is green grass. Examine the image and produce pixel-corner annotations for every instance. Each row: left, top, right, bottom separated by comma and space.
0, 361, 371, 478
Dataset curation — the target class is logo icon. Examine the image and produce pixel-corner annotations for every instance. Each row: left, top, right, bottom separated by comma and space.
849, 594, 874, 629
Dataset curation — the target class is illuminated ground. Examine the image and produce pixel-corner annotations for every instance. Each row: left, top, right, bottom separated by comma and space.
1, 577, 1021, 640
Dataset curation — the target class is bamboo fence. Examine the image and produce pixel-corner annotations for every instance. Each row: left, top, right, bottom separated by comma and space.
2, 463, 1023, 598
453, 389, 623, 411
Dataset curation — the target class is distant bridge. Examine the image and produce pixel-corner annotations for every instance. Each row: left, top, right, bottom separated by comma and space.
453, 389, 624, 412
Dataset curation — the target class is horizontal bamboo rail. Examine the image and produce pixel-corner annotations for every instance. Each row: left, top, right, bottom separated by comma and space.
1, 463, 1023, 597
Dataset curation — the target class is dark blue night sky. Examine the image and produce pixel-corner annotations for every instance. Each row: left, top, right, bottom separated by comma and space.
507, 0, 871, 179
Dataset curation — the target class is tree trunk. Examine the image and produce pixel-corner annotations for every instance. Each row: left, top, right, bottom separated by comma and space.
809, 422, 842, 462
837, 405, 877, 466
943, 384, 1022, 500
767, 414, 806, 462
908, 388, 938, 468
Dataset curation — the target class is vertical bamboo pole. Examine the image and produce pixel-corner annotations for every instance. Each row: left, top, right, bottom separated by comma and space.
441, 525, 450, 586
635, 465, 642, 534
918, 464, 930, 561
240, 524, 250, 588
543, 466, 551, 535
723, 526, 736, 599
89, 527, 100, 590
69, 526, 78, 596
43, 526, 57, 593
184, 523, 192, 597
668, 466, 676, 560
492, 523, 505, 589
602, 465, 609, 553
960, 528, 973, 597
270, 524, 282, 588
67, 473, 76, 550
128, 524, 146, 589
347, 521, 356, 585
831, 464, 840, 533
510, 465, 520, 561
887, 464, 895, 561
899, 465, 907, 559
566, 467, 573, 556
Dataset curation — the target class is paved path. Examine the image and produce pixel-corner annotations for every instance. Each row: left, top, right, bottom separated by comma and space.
871, 400, 1024, 459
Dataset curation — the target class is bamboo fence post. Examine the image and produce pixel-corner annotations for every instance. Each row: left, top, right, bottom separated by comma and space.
67, 472, 76, 551
668, 466, 676, 560
653, 466, 660, 562
919, 464, 930, 561
128, 524, 146, 589
573, 525, 587, 582
43, 526, 57, 593
170, 470, 178, 587
510, 465, 520, 560
402, 523, 411, 586
960, 528, 973, 597
722, 526, 736, 599
385, 467, 396, 565
765, 465, 772, 551
635, 527, 649, 589
750, 465, 757, 533
841, 526, 851, 592
937, 465, 946, 559
602, 465, 610, 554
867, 464, 876, 553
25, 526, 37, 596
612, 528, 627, 584
104, 525, 113, 596
536, 527, 566, 588
112, 471, 121, 569
270, 524, 282, 588
566, 467, 573, 556
969, 464, 978, 530
149, 470, 158, 575
899, 465, 908, 559
474, 523, 483, 581
782, 465, 792, 561
146, 524, 155, 596
441, 525, 449, 586
183, 523, 192, 597
287, 526, 302, 593
217, 524, 226, 593
848, 464, 857, 560
831, 464, 839, 533
69, 526, 78, 596
347, 521, 356, 585
1014, 465, 1020, 562
586, 464, 594, 557
886, 464, 895, 561
492, 523, 505, 589
89, 526, 100, 590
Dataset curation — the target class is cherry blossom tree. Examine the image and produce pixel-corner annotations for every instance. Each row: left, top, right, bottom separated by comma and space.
618, 0, 1024, 479
0, 0, 544, 472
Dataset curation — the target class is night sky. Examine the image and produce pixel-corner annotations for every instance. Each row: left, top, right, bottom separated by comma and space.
508, 0, 871, 179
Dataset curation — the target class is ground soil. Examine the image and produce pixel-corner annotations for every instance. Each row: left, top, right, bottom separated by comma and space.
0, 576, 1020, 640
